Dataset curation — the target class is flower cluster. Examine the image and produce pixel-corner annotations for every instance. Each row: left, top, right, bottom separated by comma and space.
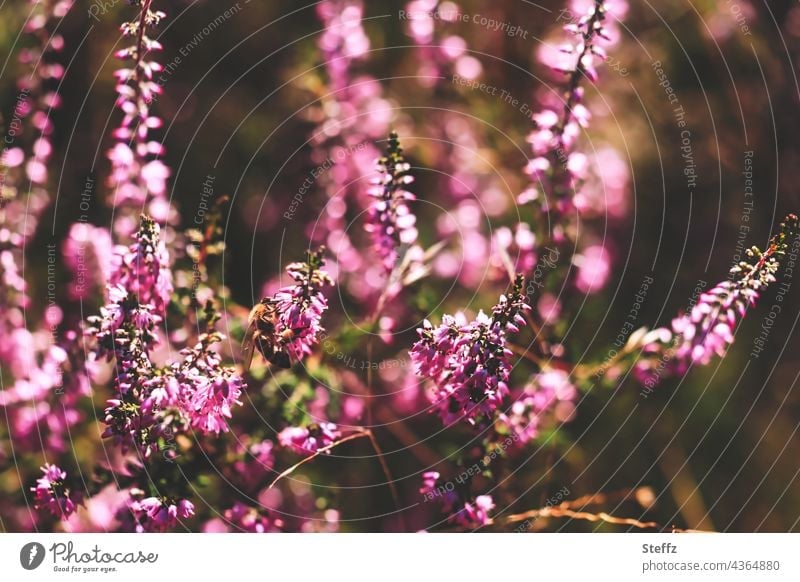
109, 215, 173, 315
265, 248, 334, 363
6, 0, 74, 198
278, 423, 341, 455
1, 0, 74, 356
172, 334, 246, 435
89, 215, 246, 456
107, 0, 171, 236
420, 471, 494, 528
316, 0, 370, 92
126, 491, 195, 533
411, 276, 530, 425
497, 370, 578, 445
366, 132, 419, 272
101, 333, 247, 453
32, 464, 81, 519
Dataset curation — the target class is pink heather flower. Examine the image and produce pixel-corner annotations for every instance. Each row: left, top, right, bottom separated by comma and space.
310, 0, 392, 300
7, 1, 73, 197
224, 502, 283, 533
1, 328, 91, 453
410, 277, 530, 425
129, 495, 194, 532
420, 470, 441, 496
101, 397, 158, 456
63, 223, 113, 300
186, 364, 245, 434
404, 1, 467, 88
32, 464, 80, 519
574, 245, 611, 293
664, 274, 766, 370
317, 0, 370, 91
537, 293, 562, 326
87, 283, 159, 385
263, 248, 334, 363
634, 214, 799, 383
522, 0, 627, 216
233, 440, 275, 490
498, 370, 578, 444
366, 132, 419, 272
109, 215, 173, 315
278, 423, 341, 454
419, 470, 459, 507
454, 495, 495, 528
144, 332, 247, 442
107, 1, 171, 236
490, 223, 537, 280
87, 216, 171, 401
419, 472, 494, 528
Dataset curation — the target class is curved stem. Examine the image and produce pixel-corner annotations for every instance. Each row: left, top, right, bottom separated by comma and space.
366, 430, 406, 531
267, 429, 369, 490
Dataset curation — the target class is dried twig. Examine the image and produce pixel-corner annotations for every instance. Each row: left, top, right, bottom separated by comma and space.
498, 506, 659, 530
489, 487, 713, 532
366, 429, 406, 530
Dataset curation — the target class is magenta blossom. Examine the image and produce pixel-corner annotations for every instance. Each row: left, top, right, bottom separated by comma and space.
454, 495, 495, 528
278, 423, 341, 454
498, 370, 578, 445
524, 0, 628, 216
410, 276, 530, 425
366, 131, 419, 272
634, 214, 798, 384
107, 1, 172, 235
224, 502, 284, 533
419, 472, 494, 528
129, 494, 194, 532
109, 215, 173, 315
574, 245, 611, 294
185, 373, 243, 435
263, 248, 334, 363
32, 464, 81, 519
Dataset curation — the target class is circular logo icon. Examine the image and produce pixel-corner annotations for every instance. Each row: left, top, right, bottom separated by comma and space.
20, 542, 46, 570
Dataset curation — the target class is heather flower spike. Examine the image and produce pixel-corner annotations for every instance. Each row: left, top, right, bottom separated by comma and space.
108, 0, 171, 236
410, 275, 530, 426
633, 214, 799, 383
367, 131, 418, 272
109, 215, 173, 315
524, 0, 627, 215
